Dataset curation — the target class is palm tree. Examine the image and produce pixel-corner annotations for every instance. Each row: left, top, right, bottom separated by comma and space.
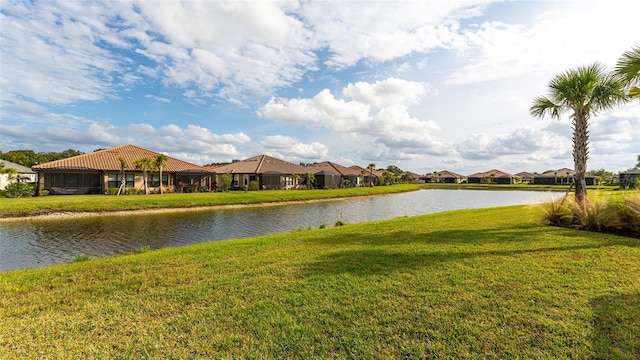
614, 45, 640, 100
154, 154, 169, 194
367, 163, 376, 187
530, 63, 627, 204
116, 157, 127, 195
134, 157, 155, 195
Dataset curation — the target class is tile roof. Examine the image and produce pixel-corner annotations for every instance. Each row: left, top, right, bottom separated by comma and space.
432, 170, 465, 178
0, 160, 34, 174
205, 155, 308, 174
467, 169, 515, 178
32, 144, 210, 173
307, 162, 362, 176
514, 171, 536, 179
349, 165, 383, 177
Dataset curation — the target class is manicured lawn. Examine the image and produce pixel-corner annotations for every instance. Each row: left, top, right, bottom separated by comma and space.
0, 184, 422, 218
1, 205, 638, 358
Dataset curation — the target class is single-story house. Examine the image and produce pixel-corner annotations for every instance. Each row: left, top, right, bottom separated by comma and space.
349, 165, 382, 186
619, 167, 640, 189
533, 168, 595, 186
32, 144, 213, 195
424, 170, 466, 183
514, 171, 536, 184
205, 155, 308, 190
307, 162, 364, 188
1, 160, 36, 190
467, 169, 516, 184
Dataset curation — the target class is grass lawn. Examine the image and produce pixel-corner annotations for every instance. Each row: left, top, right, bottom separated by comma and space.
0, 184, 423, 218
1, 205, 638, 358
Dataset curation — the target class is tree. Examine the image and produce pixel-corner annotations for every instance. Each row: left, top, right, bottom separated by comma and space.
305, 172, 315, 189
134, 157, 155, 195
530, 63, 627, 204
367, 163, 376, 187
220, 173, 233, 191
154, 154, 169, 194
117, 157, 128, 195
637, 154, 640, 168
614, 45, 640, 100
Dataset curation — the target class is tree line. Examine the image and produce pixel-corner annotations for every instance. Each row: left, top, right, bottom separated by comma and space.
0, 149, 85, 167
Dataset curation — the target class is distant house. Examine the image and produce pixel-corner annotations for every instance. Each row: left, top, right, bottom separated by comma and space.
425, 170, 465, 183
205, 155, 308, 190
619, 167, 640, 189
307, 162, 364, 188
349, 165, 382, 186
32, 144, 213, 195
514, 171, 536, 184
533, 168, 595, 186
467, 169, 515, 184
0, 160, 36, 190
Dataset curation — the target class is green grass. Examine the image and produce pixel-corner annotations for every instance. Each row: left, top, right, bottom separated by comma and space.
1, 205, 638, 358
0, 184, 422, 218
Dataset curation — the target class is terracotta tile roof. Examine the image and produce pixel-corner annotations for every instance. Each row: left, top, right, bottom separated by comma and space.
467, 169, 515, 178
32, 144, 211, 173
206, 155, 308, 174
514, 171, 536, 179
307, 162, 362, 176
349, 165, 383, 177
432, 170, 465, 178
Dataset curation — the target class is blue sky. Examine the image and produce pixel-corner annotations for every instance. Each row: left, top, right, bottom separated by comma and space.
1, 0, 638, 175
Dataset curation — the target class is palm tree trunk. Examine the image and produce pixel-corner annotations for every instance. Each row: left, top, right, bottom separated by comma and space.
572, 112, 589, 204
159, 166, 163, 194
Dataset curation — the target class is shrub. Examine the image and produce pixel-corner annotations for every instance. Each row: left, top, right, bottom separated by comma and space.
619, 193, 640, 233
334, 219, 346, 226
4, 182, 33, 198
39, 189, 49, 196
574, 196, 622, 231
319, 224, 326, 229
534, 195, 572, 225
135, 245, 151, 254
248, 180, 260, 191
72, 254, 93, 263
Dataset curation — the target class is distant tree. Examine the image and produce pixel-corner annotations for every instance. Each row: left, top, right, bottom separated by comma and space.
530, 63, 627, 204
305, 172, 315, 189
637, 155, 640, 168
614, 45, 640, 100
154, 154, 169, 194
589, 169, 614, 186
386, 165, 403, 174
367, 163, 376, 187
134, 157, 155, 195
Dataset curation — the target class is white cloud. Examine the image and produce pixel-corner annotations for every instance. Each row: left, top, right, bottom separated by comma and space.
260, 135, 329, 161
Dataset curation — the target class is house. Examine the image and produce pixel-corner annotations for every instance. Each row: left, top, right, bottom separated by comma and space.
307, 162, 364, 188
619, 167, 640, 189
0, 160, 36, 190
467, 169, 516, 184
533, 168, 595, 186
349, 165, 382, 186
31, 144, 213, 195
425, 170, 465, 183
205, 155, 308, 190
514, 171, 536, 184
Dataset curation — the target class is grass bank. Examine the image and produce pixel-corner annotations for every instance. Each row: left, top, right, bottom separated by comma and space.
1, 205, 638, 358
0, 184, 422, 218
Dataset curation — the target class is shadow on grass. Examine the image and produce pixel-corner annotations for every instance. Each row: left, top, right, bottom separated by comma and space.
591, 292, 640, 358
301, 227, 638, 277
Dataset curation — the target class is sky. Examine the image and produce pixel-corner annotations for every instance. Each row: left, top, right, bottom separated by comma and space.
1, 0, 638, 176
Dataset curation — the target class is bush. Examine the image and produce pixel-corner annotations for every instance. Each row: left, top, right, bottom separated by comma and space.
248, 180, 260, 191
72, 254, 93, 263
4, 182, 33, 198
535, 192, 640, 237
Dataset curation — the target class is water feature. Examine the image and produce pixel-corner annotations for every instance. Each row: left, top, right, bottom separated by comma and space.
0, 189, 556, 271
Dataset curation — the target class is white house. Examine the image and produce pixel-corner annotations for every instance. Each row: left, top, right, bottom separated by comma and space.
0, 160, 36, 190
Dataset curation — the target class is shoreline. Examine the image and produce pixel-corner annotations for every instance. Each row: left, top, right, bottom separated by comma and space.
0, 196, 358, 222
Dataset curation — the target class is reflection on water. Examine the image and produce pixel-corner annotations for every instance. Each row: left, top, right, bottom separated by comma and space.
0, 189, 557, 271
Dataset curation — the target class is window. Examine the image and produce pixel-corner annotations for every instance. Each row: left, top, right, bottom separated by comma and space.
148, 174, 168, 187
107, 174, 134, 189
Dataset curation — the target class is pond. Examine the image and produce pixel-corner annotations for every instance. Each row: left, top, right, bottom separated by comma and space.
0, 189, 558, 271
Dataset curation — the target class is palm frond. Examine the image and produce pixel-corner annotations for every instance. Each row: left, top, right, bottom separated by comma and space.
530, 96, 561, 119
615, 45, 640, 84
